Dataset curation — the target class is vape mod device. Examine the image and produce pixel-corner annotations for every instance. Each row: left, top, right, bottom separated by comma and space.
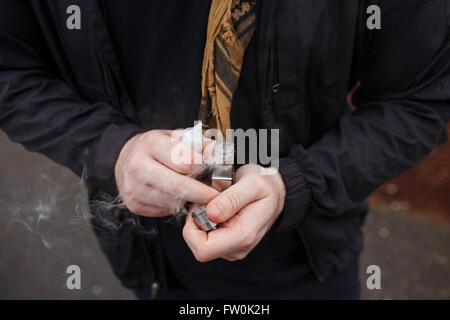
192, 138, 234, 232
182, 122, 234, 232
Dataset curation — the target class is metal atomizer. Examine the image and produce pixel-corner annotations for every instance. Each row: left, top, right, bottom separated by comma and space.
181, 123, 234, 232
182, 124, 234, 232
191, 205, 217, 232
192, 137, 234, 232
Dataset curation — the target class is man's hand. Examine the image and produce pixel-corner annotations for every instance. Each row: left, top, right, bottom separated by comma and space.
115, 130, 219, 217
183, 164, 286, 262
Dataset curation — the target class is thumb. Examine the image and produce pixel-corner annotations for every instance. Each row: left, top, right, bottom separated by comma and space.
206, 177, 263, 223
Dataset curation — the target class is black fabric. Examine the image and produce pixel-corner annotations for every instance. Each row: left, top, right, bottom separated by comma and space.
103, 0, 317, 299
156, 217, 312, 299
0, 0, 449, 298
101, 0, 212, 132
134, 255, 361, 300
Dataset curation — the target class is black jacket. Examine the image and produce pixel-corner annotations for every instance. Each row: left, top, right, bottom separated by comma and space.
1, 0, 449, 297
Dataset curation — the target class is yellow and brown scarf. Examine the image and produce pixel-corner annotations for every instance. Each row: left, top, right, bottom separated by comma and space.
198, 0, 256, 135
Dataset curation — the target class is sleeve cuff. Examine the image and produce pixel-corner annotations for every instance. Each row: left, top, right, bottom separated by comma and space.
275, 151, 312, 232
87, 122, 142, 195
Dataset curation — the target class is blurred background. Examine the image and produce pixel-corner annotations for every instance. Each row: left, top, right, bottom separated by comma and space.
0, 124, 449, 300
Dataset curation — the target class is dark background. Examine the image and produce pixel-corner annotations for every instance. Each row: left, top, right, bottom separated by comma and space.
0, 127, 449, 300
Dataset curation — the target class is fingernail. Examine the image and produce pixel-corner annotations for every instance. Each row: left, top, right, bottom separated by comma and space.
207, 202, 225, 220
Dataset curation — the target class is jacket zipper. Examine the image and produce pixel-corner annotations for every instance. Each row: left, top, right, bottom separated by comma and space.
138, 229, 160, 299
298, 228, 325, 283
257, 1, 325, 284
84, 0, 160, 298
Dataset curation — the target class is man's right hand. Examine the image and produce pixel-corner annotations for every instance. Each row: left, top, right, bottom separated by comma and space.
114, 130, 219, 217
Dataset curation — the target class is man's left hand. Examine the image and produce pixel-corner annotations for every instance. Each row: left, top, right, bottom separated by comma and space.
183, 164, 286, 262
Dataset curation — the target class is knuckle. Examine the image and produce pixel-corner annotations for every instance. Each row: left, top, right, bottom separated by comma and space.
144, 131, 161, 149
194, 254, 207, 263
202, 188, 219, 204
241, 238, 253, 249
145, 190, 159, 207
252, 175, 267, 193
169, 183, 182, 196
127, 157, 141, 175
225, 257, 237, 262
178, 162, 193, 174
145, 130, 157, 142
233, 252, 249, 261
127, 202, 140, 214
122, 183, 135, 199
156, 209, 170, 217
222, 191, 241, 213
237, 253, 248, 260
194, 248, 210, 263
242, 232, 258, 248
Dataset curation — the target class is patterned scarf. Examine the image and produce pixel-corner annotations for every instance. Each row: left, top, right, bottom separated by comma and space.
198, 0, 257, 135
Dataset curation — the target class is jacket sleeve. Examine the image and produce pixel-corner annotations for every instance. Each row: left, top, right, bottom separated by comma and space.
277, 0, 450, 230
0, 0, 141, 194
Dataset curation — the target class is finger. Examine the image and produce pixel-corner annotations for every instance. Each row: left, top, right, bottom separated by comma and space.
201, 138, 216, 163
127, 202, 173, 217
216, 201, 270, 261
141, 159, 219, 204
201, 137, 215, 153
183, 212, 249, 262
120, 182, 185, 212
147, 131, 204, 174
185, 197, 272, 263
134, 187, 186, 212
206, 177, 266, 223
183, 211, 208, 259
